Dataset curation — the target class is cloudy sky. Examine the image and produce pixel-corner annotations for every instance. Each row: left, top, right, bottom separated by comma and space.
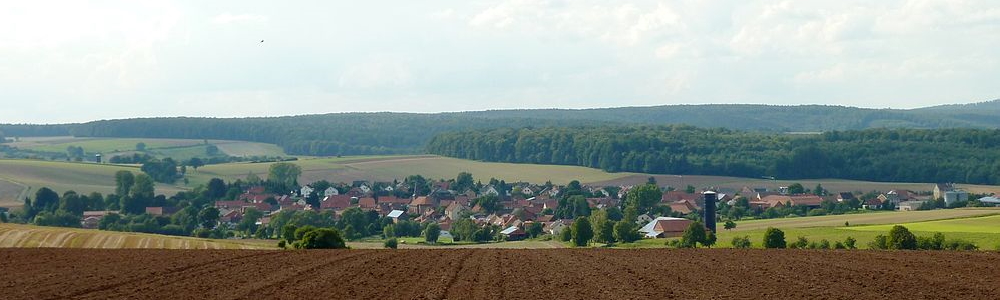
2, 0, 998, 124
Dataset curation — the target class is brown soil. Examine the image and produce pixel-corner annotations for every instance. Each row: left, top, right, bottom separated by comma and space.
2, 248, 999, 299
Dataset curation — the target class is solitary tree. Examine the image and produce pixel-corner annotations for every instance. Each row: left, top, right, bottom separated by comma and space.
724, 220, 737, 231
681, 221, 707, 248
268, 162, 302, 189
199, 207, 220, 229
297, 228, 347, 249
888, 225, 917, 250
763, 227, 786, 248
424, 222, 441, 244
571, 217, 593, 247
613, 221, 640, 243
135, 142, 147, 151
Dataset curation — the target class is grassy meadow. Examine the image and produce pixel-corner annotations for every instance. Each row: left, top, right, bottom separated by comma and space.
0, 223, 274, 249
0, 159, 186, 208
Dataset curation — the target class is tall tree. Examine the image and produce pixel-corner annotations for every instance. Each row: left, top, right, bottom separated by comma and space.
114, 170, 135, 197
571, 217, 594, 247
626, 184, 661, 214
424, 222, 441, 243
199, 207, 220, 229
130, 174, 155, 201
268, 162, 302, 189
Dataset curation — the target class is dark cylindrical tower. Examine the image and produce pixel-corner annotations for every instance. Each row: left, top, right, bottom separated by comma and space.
703, 191, 717, 232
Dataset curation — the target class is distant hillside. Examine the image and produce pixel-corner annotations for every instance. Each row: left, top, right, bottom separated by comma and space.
2, 101, 999, 156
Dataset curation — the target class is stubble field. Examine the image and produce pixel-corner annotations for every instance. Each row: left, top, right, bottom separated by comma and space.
3, 248, 999, 300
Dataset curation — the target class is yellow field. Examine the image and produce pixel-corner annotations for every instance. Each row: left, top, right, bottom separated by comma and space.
0, 223, 274, 249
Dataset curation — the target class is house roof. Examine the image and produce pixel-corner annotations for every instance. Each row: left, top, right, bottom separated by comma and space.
790, 195, 824, 207
639, 217, 688, 233
358, 197, 377, 209
411, 196, 434, 206
320, 195, 352, 210
387, 210, 405, 218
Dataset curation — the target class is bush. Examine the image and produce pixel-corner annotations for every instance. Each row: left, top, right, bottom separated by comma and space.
888, 225, 917, 250
834, 241, 845, 249
384, 238, 398, 249
665, 239, 682, 248
869, 234, 889, 250
731, 236, 752, 249
763, 227, 786, 249
559, 227, 573, 242
296, 228, 347, 249
277, 240, 286, 249
844, 237, 857, 249
944, 239, 978, 251
790, 236, 809, 249
818, 239, 831, 249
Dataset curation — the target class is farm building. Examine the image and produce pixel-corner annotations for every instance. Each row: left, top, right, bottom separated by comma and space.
639, 217, 693, 238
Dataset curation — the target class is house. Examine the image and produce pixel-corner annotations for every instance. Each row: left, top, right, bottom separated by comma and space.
444, 201, 468, 220
145, 207, 180, 217
789, 195, 824, 208
358, 197, 378, 210
482, 186, 500, 197
387, 210, 406, 223
934, 183, 955, 200
544, 219, 572, 235
500, 225, 527, 241
977, 196, 1000, 207
323, 187, 340, 197
81, 211, 117, 229
639, 217, 693, 238
897, 201, 925, 211
669, 200, 698, 214
635, 213, 654, 225
863, 198, 884, 210
320, 195, 352, 211
837, 192, 856, 202
300, 185, 315, 197
409, 196, 437, 215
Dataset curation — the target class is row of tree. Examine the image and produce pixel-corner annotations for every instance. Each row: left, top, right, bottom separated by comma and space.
427, 126, 1000, 185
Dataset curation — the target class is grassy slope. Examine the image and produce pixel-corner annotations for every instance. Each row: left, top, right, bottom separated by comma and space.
0, 159, 186, 208
10, 137, 286, 158
0, 223, 274, 249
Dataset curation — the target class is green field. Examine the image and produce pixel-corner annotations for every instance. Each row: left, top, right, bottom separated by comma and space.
0, 223, 274, 249
0, 159, 186, 208
624, 208, 1000, 250
9, 136, 287, 159
185, 155, 633, 187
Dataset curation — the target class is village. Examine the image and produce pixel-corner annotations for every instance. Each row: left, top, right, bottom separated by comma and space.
77, 174, 978, 243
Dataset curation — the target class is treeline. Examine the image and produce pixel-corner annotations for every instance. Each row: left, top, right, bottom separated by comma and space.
426, 125, 1000, 185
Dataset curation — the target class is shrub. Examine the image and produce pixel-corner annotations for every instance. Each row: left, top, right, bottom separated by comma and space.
665, 239, 682, 248
844, 237, 857, 249
818, 239, 831, 249
296, 228, 347, 249
791, 236, 809, 249
277, 240, 286, 249
681, 221, 707, 248
834, 241, 845, 249
944, 239, 978, 251
888, 225, 917, 250
384, 238, 398, 249
869, 234, 889, 250
559, 227, 573, 242
731, 236, 752, 249
763, 227, 786, 249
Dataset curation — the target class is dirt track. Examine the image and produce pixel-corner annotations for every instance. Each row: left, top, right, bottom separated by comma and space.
2, 248, 999, 299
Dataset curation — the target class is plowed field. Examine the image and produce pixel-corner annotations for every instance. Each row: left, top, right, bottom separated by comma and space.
2, 248, 999, 299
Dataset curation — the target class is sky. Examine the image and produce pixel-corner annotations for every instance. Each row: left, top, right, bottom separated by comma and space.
1, 0, 998, 124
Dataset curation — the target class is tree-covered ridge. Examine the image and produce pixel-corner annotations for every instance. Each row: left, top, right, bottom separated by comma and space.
2, 100, 1000, 156
426, 126, 1000, 185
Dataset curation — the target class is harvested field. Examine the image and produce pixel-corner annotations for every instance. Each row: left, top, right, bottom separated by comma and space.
3, 248, 999, 300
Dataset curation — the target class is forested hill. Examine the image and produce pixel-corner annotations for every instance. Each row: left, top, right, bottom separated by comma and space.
426, 126, 1000, 185
1, 114, 604, 155
1, 100, 999, 156
449, 101, 1000, 131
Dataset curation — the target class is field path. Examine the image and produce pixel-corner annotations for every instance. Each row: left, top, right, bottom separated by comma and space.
2, 248, 999, 300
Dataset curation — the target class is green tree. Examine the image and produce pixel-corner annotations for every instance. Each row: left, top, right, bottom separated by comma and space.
472, 194, 500, 214
135, 142, 146, 151
59, 191, 86, 216
844, 236, 857, 249
731, 236, 752, 248
451, 218, 477, 242
681, 221, 707, 248
206, 178, 227, 200
237, 208, 263, 236
626, 184, 662, 214
424, 222, 441, 243
198, 207, 220, 229
384, 238, 398, 249
526, 222, 543, 238
704, 231, 717, 248
114, 170, 135, 197
763, 227, 786, 248
724, 220, 736, 231
454, 172, 474, 192
888, 225, 917, 250
383, 224, 396, 239
297, 228, 347, 249
268, 162, 302, 188
813, 183, 826, 196
571, 217, 593, 246
613, 221, 640, 243
187, 157, 205, 170
787, 183, 805, 195
130, 174, 156, 201
32, 187, 60, 214
559, 226, 573, 242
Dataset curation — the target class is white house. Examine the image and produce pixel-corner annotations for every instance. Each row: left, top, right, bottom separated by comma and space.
323, 187, 339, 197
300, 185, 315, 197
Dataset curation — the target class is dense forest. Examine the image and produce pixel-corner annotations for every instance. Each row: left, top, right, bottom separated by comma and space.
2, 101, 999, 156
426, 126, 1000, 185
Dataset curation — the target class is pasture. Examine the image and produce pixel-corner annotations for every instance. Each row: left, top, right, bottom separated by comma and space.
8, 136, 287, 159
0, 223, 273, 249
